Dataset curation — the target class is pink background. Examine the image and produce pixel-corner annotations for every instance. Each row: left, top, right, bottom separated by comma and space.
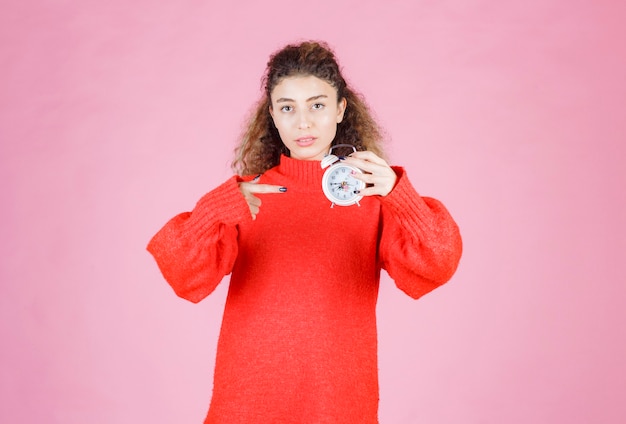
1, 0, 625, 423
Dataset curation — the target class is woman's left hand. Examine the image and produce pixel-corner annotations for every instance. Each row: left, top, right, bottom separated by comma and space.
341, 150, 398, 197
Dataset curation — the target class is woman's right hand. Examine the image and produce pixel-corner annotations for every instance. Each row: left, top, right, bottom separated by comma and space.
238, 176, 287, 220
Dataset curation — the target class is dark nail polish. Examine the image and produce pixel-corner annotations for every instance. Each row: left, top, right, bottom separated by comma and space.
338, 156, 346, 160
279, 187, 287, 192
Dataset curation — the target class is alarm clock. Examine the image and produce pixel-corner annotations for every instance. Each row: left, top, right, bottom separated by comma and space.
320, 144, 365, 207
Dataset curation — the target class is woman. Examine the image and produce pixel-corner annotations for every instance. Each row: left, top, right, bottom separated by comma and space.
148, 40, 462, 423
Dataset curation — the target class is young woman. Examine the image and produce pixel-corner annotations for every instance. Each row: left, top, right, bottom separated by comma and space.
148, 41, 462, 424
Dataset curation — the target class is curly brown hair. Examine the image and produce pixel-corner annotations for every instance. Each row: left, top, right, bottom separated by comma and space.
232, 41, 386, 176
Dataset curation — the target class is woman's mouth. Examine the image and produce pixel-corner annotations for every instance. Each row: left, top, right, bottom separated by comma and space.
295, 137, 316, 147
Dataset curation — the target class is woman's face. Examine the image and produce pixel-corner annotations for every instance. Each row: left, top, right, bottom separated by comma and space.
270, 75, 346, 161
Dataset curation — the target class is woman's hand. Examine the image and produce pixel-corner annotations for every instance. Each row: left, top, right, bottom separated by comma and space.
341, 151, 397, 197
238, 175, 287, 220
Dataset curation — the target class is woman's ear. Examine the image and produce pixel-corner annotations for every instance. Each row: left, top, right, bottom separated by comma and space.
269, 105, 274, 120
337, 97, 347, 123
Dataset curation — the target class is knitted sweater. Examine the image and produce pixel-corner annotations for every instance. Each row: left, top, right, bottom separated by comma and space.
147, 155, 462, 423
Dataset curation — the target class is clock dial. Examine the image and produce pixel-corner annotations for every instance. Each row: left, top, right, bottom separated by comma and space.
329, 167, 360, 200
323, 164, 365, 205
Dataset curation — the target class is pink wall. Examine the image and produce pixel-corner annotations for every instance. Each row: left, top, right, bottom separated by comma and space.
1, 0, 625, 422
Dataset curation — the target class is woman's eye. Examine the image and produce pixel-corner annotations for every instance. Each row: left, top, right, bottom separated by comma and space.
280, 105, 293, 112
312, 103, 325, 110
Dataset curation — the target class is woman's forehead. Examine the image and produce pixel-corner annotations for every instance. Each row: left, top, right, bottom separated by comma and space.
271, 75, 338, 101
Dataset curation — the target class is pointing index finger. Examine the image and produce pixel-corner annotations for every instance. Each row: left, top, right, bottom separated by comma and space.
246, 183, 288, 194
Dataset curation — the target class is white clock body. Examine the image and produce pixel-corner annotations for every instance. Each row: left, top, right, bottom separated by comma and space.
320, 144, 365, 207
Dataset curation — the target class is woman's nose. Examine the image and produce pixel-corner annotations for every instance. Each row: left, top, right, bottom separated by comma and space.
297, 111, 311, 129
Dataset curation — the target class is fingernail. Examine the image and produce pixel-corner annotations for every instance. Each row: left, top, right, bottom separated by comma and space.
338, 156, 346, 160
279, 187, 287, 192
252, 174, 261, 182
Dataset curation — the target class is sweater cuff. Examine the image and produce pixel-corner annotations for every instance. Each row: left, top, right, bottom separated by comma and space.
184, 176, 252, 235
380, 167, 437, 236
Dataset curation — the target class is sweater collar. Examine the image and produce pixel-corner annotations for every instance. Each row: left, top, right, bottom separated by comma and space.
275, 155, 325, 188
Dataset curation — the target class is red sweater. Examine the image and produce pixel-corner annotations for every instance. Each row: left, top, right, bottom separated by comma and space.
147, 155, 462, 423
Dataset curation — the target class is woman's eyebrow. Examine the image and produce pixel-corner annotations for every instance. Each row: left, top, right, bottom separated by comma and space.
275, 94, 328, 103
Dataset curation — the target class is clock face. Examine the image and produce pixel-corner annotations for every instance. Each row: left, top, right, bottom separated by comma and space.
322, 164, 365, 206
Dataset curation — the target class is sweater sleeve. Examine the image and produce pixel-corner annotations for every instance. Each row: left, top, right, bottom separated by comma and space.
146, 176, 252, 303
379, 167, 463, 299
